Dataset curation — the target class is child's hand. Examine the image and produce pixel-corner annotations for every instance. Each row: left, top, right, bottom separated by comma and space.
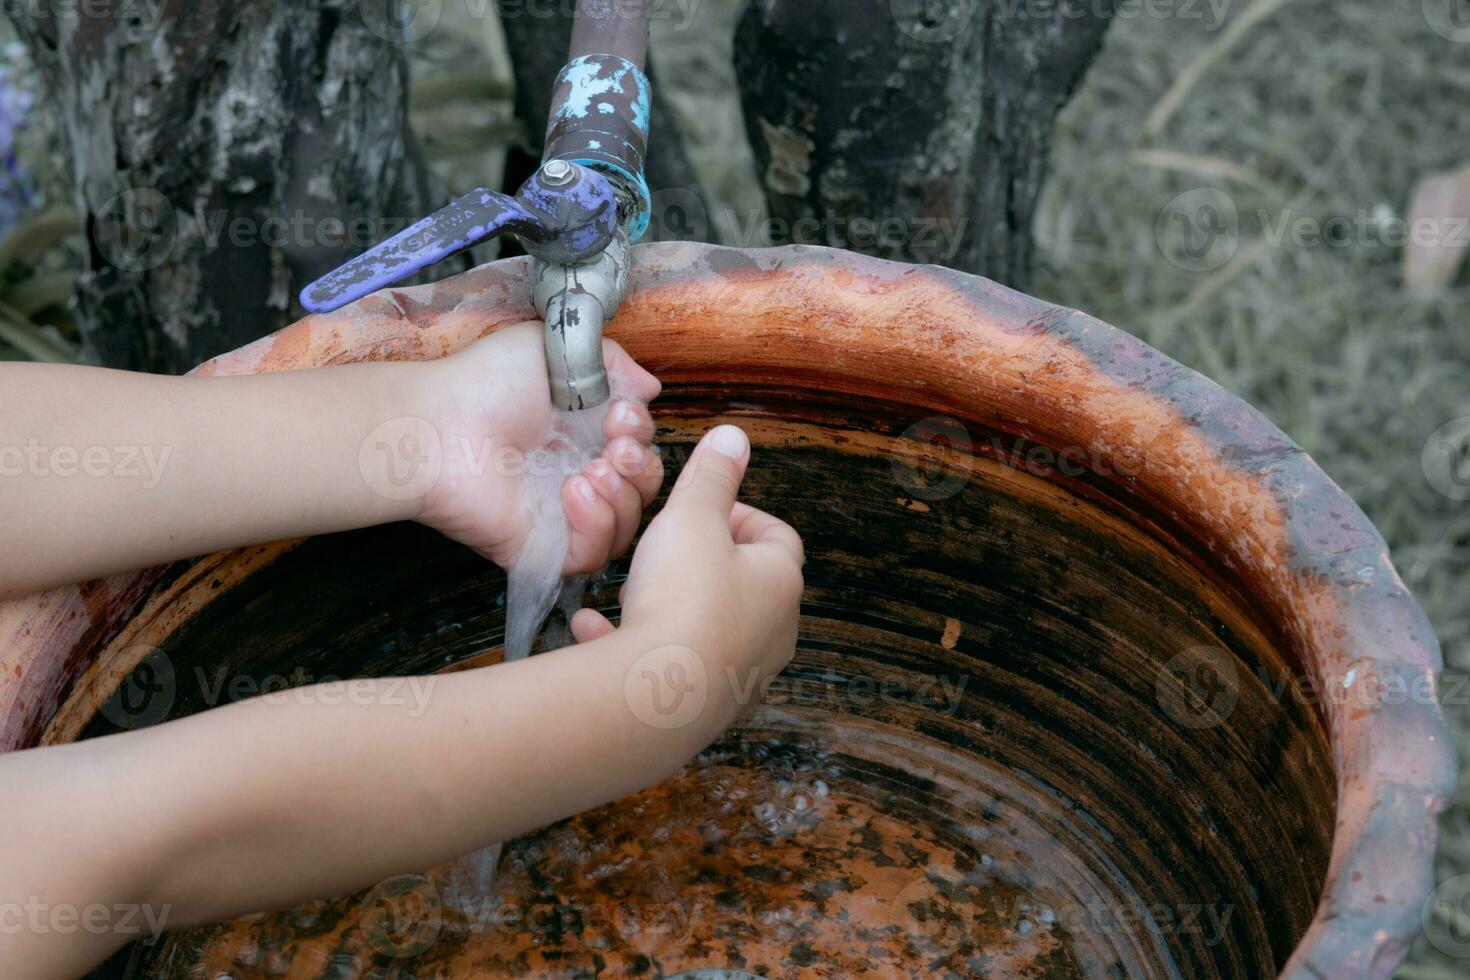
568, 425, 805, 712
414, 323, 664, 572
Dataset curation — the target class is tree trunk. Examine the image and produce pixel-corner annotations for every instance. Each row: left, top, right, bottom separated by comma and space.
735, 0, 1113, 290
11, 1, 439, 373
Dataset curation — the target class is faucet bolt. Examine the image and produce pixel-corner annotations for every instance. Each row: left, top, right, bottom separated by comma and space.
540, 159, 576, 186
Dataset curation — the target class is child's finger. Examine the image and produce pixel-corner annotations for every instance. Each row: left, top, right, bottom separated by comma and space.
584, 457, 643, 559
602, 340, 662, 404
667, 425, 750, 525
570, 608, 617, 643
562, 475, 616, 572
603, 399, 656, 444
730, 502, 805, 565
606, 435, 664, 507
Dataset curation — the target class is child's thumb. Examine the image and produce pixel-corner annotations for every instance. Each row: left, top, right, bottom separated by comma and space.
667, 425, 751, 522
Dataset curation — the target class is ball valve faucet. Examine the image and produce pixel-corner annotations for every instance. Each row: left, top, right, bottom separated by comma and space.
299, 0, 657, 412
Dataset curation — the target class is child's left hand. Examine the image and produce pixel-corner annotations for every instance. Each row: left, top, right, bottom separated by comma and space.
412, 322, 665, 572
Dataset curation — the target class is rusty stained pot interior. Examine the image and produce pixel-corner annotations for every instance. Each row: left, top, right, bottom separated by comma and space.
104, 410, 1330, 980
1, 244, 1449, 979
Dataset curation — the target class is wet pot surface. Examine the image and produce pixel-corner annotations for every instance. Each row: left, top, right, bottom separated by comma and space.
100, 392, 1332, 979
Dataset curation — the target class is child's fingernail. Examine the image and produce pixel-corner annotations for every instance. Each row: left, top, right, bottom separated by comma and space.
573, 477, 598, 503
614, 401, 639, 427
590, 460, 616, 485
617, 444, 645, 471
707, 425, 748, 460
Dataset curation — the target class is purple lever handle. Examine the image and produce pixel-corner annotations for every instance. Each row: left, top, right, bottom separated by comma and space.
300, 189, 538, 314
299, 162, 619, 315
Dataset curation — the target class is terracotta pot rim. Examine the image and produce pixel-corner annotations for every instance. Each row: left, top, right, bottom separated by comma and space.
0, 242, 1454, 978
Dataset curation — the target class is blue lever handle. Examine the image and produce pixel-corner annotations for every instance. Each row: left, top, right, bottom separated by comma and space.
299, 162, 619, 315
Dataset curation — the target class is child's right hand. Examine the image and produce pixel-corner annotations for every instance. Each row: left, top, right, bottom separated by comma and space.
568, 425, 805, 718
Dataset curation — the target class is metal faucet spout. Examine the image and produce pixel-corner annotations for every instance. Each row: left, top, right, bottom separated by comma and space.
534, 232, 629, 412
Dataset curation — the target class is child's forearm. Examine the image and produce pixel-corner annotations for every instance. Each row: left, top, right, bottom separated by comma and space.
0, 424, 800, 980
0, 362, 425, 598
0, 622, 735, 977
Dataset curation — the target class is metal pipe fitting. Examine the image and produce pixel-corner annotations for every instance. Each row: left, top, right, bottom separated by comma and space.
533, 231, 629, 412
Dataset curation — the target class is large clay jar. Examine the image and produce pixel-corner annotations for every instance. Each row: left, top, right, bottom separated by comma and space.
0, 244, 1455, 979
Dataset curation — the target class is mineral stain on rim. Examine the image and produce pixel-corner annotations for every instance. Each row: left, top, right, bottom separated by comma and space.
0, 243, 1455, 978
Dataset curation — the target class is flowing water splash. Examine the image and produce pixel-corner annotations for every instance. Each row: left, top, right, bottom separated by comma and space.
502, 395, 621, 662
448, 381, 635, 910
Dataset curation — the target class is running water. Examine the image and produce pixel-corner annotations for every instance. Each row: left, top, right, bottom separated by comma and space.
502, 395, 620, 662
448, 382, 634, 910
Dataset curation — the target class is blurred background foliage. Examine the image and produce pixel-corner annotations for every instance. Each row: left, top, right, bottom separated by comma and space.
0, 1, 1465, 974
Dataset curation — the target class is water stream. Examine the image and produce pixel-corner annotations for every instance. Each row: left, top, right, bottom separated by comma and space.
446, 384, 631, 913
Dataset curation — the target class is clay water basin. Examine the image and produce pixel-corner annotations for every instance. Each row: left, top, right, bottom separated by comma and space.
0, 243, 1455, 979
